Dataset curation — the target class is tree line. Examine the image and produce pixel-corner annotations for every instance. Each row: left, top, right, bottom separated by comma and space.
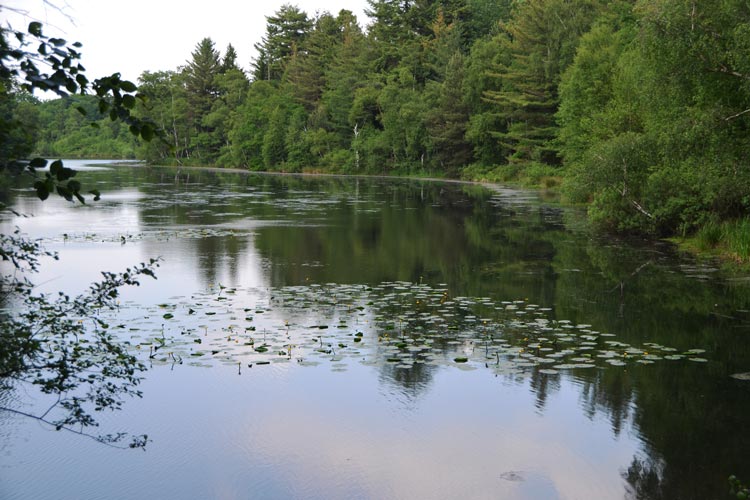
15, 0, 750, 243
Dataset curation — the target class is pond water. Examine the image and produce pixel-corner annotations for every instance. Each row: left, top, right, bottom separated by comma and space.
1, 160, 750, 499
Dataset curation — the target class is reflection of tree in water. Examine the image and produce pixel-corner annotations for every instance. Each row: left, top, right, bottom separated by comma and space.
624, 456, 668, 500
577, 370, 637, 437
528, 369, 562, 412
546, 226, 750, 498
378, 363, 437, 402
21, 164, 750, 496
194, 234, 250, 285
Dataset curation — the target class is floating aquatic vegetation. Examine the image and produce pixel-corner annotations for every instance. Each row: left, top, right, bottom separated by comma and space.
102, 281, 709, 378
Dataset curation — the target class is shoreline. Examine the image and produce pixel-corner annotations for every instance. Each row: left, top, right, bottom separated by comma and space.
77, 159, 749, 271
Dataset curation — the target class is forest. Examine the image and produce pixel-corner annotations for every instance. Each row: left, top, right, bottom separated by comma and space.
10, 0, 750, 256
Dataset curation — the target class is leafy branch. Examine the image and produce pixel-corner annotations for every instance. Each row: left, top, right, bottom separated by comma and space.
0, 19, 167, 201
0, 247, 161, 449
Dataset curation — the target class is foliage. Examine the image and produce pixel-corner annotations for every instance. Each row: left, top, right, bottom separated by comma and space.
1, 19, 163, 197
33, 94, 138, 158
729, 475, 750, 500
252, 5, 313, 82
25, 0, 750, 243
0, 16, 164, 447
0, 234, 160, 448
558, 0, 750, 238
482, 0, 603, 165
690, 217, 750, 263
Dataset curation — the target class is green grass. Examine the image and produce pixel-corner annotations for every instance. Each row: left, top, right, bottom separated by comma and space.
695, 218, 723, 250
725, 218, 750, 262
461, 162, 562, 190
678, 217, 750, 266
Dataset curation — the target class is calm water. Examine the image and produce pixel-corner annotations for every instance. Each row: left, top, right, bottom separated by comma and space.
1, 161, 750, 499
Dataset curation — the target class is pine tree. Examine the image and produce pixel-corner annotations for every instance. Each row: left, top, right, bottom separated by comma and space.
184, 38, 222, 111
221, 44, 240, 73
282, 12, 341, 112
483, 0, 602, 165
262, 105, 289, 168
426, 52, 471, 174
365, 0, 417, 73
252, 5, 313, 81
322, 10, 368, 150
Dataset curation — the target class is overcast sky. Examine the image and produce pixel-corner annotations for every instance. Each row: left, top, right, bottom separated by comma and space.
3, 0, 372, 83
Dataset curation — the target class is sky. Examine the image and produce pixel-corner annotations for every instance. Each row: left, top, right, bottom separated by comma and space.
3, 0, 372, 84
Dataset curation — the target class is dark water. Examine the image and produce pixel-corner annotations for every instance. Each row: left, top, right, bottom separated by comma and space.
1, 161, 749, 499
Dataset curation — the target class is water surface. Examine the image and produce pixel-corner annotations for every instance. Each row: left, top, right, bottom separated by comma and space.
2, 161, 749, 499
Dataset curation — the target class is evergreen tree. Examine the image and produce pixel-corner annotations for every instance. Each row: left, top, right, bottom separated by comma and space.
322, 10, 368, 154
184, 38, 222, 113
365, 0, 415, 73
262, 104, 290, 168
221, 44, 240, 73
463, 0, 512, 43
483, 0, 602, 165
426, 52, 472, 174
183, 37, 223, 161
463, 33, 510, 164
252, 5, 313, 81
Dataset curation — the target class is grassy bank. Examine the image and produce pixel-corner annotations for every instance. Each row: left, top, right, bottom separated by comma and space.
461, 162, 748, 269
461, 163, 562, 191
670, 218, 750, 268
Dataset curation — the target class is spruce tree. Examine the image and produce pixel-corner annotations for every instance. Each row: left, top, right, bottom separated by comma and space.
483, 0, 602, 165
252, 5, 313, 81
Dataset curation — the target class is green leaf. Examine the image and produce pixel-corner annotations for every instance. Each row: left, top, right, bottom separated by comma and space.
120, 81, 137, 92
140, 124, 154, 141
65, 78, 77, 93
57, 185, 74, 201
98, 99, 109, 114
67, 180, 82, 193
89, 189, 101, 201
50, 160, 62, 176
29, 22, 43, 36
76, 106, 87, 116
56, 167, 76, 182
122, 94, 136, 110
29, 158, 48, 168
34, 181, 49, 201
